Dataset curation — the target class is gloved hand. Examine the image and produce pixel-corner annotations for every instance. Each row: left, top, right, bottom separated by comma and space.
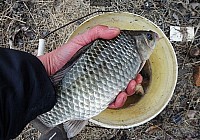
38, 25, 143, 109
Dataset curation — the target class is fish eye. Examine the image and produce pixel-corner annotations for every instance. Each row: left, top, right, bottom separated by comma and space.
146, 33, 153, 41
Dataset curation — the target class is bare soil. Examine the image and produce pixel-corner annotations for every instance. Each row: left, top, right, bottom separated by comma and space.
0, 0, 200, 139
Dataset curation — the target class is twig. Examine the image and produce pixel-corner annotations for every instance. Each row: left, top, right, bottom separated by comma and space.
169, 8, 187, 23
23, 2, 36, 24
1, 16, 26, 23
86, 124, 112, 130
181, 22, 200, 69
46, 6, 57, 29
185, 61, 200, 65
190, 16, 200, 19
184, 118, 200, 130
22, 1, 37, 34
34, 1, 53, 3
148, 122, 175, 139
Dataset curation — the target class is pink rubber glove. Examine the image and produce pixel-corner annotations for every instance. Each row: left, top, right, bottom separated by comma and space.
38, 25, 143, 109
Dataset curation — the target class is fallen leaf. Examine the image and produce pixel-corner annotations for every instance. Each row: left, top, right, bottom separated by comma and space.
145, 125, 160, 134
187, 110, 197, 119
193, 66, 200, 86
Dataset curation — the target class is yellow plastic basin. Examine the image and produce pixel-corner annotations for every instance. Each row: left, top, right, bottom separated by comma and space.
68, 12, 178, 128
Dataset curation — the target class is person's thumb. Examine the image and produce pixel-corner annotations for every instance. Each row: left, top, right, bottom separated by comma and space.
39, 25, 120, 75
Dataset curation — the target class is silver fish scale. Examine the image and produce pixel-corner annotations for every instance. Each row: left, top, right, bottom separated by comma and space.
38, 31, 142, 127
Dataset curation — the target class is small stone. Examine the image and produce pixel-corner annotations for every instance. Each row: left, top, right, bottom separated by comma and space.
189, 47, 200, 57
187, 110, 197, 119
193, 66, 200, 86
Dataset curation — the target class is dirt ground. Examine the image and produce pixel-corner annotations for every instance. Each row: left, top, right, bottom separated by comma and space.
0, 0, 200, 140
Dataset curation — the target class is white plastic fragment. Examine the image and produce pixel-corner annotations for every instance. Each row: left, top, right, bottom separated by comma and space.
170, 26, 194, 42
37, 39, 45, 56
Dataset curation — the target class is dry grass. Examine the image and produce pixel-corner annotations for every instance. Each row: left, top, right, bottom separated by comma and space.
0, 0, 199, 139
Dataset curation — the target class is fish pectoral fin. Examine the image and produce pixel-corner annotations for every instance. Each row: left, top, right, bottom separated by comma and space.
31, 118, 53, 134
63, 120, 88, 138
137, 60, 146, 73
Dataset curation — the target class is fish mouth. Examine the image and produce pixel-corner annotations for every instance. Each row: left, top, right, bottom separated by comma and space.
155, 33, 164, 41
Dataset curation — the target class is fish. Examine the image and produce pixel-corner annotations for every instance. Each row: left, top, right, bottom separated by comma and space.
37, 30, 158, 138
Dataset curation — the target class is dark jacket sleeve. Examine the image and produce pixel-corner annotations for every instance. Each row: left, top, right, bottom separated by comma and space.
0, 48, 56, 140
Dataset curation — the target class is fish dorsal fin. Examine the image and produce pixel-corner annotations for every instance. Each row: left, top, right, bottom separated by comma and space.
63, 120, 88, 138
50, 42, 94, 85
